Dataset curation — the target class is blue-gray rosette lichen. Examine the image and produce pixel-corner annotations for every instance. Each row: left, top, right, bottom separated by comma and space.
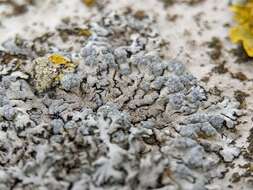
0, 10, 240, 190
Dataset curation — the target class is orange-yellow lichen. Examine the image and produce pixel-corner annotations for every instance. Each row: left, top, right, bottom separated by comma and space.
48, 54, 71, 65
229, 1, 253, 57
33, 55, 77, 92
82, 0, 95, 7
48, 54, 76, 73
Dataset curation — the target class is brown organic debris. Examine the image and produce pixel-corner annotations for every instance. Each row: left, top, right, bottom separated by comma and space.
234, 90, 249, 109
206, 37, 223, 60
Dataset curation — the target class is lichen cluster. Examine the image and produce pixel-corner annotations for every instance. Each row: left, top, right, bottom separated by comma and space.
32, 55, 76, 93
0, 10, 241, 190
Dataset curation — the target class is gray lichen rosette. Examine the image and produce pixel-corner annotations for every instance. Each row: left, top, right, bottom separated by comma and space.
0, 10, 241, 190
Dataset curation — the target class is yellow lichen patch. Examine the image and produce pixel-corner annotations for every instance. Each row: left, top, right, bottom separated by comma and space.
33, 56, 77, 93
82, 0, 95, 7
49, 53, 77, 72
48, 54, 71, 65
229, 0, 253, 57
230, 23, 253, 57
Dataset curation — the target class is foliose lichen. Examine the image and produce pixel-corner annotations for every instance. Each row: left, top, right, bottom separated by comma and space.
0, 10, 241, 190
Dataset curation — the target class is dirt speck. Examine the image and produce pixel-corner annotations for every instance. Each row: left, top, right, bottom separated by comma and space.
230, 172, 241, 183
247, 126, 253, 155
134, 10, 146, 20
159, 0, 205, 7
206, 37, 222, 60
208, 86, 222, 96
211, 62, 228, 74
231, 72, 248, 81
166, 13, 179, 22
201, 75, 210, 83
234, 90, 249, 109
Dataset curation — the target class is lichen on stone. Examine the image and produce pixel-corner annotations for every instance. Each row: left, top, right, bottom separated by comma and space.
0, 10, 242, 190
32, 54, 76, 93
48, 53, 71, 65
